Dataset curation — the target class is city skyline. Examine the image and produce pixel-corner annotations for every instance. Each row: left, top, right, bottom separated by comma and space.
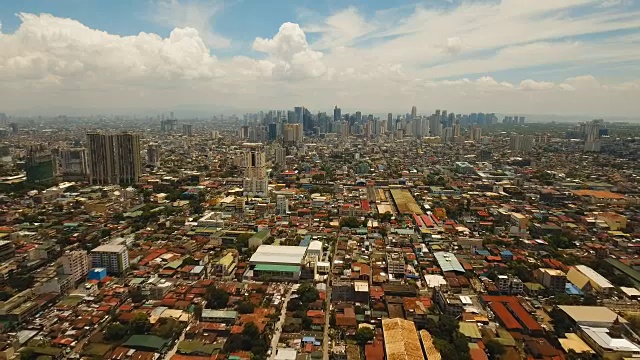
1, 0, 640, 117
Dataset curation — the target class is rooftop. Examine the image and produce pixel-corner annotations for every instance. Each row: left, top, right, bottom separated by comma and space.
382, 318, 425, 360
249, 245, 307, 265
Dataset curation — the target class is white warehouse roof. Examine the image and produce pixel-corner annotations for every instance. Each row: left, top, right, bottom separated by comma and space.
308, 240, 323, 252
575, 265, 614, 289
249, 245, 307, 266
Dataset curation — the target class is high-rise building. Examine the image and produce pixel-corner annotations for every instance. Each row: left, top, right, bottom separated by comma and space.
411, 106, 417, 120
509, 134, 535, 152
242, 143, 268, 196
59, 148, 89, 177
583, 119, 603, 152
146, 143, 160, 167
276, 195, 289, 215
471, 127, 482, 142
333, 106, 341, 122
91, 244, 129, 274
274, 146, 287, 165
294, 106, 304, 124
87, 132, 141, 185
283, 123, 303, 144
60, 250, 90, 284
113, 133, 142, 184
339, 121, 349, 139
183, 124, 193, 136
442, 127, 453, 143
25, 145, 56, 183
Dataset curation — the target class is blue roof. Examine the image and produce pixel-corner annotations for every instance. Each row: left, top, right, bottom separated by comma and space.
475, 249, 490, 256
299, 235, 312, 247
500, 250, 513, 256
565, 283, 583, 295
302, 336, 315, 342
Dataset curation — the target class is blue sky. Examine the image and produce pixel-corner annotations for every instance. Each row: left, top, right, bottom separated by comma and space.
0, 0, 639, 116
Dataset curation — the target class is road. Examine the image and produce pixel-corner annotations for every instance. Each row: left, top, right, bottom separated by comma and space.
269, 285, 294, 360
66, 317, 110, 358
322, 243, 336, 360
164, 322, 189, 360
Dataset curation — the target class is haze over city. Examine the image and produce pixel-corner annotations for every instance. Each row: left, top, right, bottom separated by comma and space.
1, 0, 640, 118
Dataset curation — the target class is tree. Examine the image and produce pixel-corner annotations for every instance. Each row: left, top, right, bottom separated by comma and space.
236, 301, 255, 314
104, 323, 128, 341
129, 287, 146, 303
193, 304, 203, 321
182, 256, 200, 266
296, 283, 319, 304
354, 327, 375, 345
155, 318, 181, 339
129, 312, 151, 334
206, 286, 230, 309
485, 340, 505, 360
20, 348, 34, 360
339, 217, 361, 228
0, 290, 12, 301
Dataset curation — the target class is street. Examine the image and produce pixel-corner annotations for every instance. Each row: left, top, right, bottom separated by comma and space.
322, 243, 336, 360
163, 323, 189, 360
269, 285, 295, 360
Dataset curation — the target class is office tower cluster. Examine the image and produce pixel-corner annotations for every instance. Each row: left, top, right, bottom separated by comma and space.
87, 132, 142, 185
238, 106, 504, 145
503, 116, 526, 125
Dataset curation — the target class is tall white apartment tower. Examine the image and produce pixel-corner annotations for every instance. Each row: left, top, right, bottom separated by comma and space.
242, 143, 269, 196
276, 195, 289, 215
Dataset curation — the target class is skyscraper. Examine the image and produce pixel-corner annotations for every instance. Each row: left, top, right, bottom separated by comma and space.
294, 106, 304, 124
146, 143, 160, 167
333, 105, 341, 122
242, 143, 268, 196
59, 148, 89, 177
411, 106, 417, 120
25, 145, 56, 183
87, 132, 141, 185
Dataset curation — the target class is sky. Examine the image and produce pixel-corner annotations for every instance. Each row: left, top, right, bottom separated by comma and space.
0, 0, 640, 117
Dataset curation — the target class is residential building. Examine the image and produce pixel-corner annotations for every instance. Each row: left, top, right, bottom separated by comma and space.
90, 244, 130, 274
59, 250, 91, 284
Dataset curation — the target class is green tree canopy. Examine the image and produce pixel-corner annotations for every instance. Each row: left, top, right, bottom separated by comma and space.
129, 312, 151, 334
354, 327, 375, 345
104, 323, 128, 341
206, 286, 230, 309
296, 283, 319, 304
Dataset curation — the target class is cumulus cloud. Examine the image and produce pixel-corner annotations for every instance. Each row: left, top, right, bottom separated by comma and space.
253, 22, 326, 79
149, 0, 231, 49
0, 13, 222, 84
519, 79, 556, 91
1, 7, 640, 117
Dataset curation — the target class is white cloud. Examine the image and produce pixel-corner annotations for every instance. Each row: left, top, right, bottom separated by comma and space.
305, 7, 376, 49
519, 79, 556, 91
253, 22, 326, 79
1, 3, 640, 117
600, 0, 631, 8
0, 13, 222, 84
149, 0, 231, 49
445, 37, 463, 54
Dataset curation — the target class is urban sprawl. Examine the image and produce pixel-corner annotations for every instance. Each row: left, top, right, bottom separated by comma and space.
0, 107, 639, 360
